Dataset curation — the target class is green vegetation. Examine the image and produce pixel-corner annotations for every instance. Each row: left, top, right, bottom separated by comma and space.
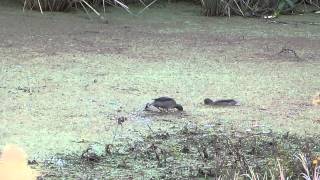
38, 125, 320, 179
18, 0, 320, 18
201, 0, 320, 17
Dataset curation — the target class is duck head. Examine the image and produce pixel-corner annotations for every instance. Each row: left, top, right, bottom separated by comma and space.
175, 104, 183, 111
204, 98, 214, 105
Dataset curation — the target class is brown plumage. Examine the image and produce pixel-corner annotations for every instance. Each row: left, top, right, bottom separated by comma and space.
145, 97, 183, 111
204, 98, 240, 106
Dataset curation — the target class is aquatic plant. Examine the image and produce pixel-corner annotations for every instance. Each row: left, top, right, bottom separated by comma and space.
200, 0, 320, 17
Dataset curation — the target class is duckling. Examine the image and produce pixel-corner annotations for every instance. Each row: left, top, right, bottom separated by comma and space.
312, 93, 320, 106
204, 98, 240, 106
145, 97, 183, 112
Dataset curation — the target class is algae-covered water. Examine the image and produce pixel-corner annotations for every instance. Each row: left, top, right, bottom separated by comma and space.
0, 1, 320, 178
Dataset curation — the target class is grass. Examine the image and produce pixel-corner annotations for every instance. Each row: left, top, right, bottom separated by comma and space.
32, 122, 320, 179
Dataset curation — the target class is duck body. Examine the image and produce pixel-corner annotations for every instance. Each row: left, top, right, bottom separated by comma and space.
145, 97, 183, 111
204, 98, 240, 106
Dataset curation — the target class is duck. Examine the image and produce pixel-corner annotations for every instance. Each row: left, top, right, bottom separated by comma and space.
204, 98, 240, 106
145, 97, 183, 111
312, 93, 320, 106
